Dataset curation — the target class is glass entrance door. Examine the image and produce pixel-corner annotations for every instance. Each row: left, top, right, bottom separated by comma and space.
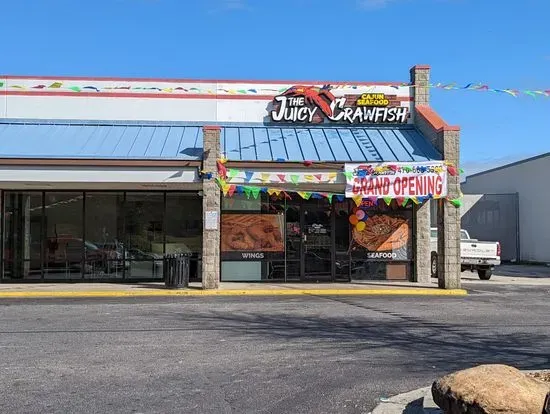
302, 198, 333, 281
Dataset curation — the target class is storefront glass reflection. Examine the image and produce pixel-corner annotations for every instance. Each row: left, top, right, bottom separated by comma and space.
220, 195, 415, 282
124, 193, 164, 279
84, 193, 125, 279
3, 192, 43, 280
1, 191, 202, 281
43, 193, 84, 280
334, 199, 351, 281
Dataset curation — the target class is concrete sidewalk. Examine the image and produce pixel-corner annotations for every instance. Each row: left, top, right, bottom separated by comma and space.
0, 280, 467, 298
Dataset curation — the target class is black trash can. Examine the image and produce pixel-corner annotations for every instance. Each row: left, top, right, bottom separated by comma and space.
163, 253, 191, 289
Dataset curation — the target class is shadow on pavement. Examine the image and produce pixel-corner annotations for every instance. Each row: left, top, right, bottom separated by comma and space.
404, 398, 425, 413
177, 302, 549, 374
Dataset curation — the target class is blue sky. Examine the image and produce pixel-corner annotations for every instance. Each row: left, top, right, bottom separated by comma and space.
1, 0, 549, 175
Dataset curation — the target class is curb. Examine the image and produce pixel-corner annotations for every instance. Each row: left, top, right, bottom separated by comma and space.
371, 386, 430, 413
0, 288, 468, 299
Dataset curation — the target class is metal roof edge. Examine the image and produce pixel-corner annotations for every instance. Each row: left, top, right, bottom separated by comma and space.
0, 118, 418, 129
465, 152, 550, 180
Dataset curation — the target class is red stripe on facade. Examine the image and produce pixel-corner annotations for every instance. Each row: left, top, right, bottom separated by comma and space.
1, 74, 409, 86
0, 90, 414, 101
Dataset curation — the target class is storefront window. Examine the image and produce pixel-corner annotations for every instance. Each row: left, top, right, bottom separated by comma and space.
84, 193, 125, 279
43, 192, 84, 280
165, 193, 203, 280
350, 201, 413, 281
1, 191, 201, 281
124, 193, 164, 279
334, 199, 351, 282
221, 193, 288, 282
3, 192, 43, 280
221, 193, 264, 281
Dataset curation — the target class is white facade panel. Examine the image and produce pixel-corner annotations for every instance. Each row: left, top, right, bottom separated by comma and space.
462, 155, 550, 263
0, 166, 200, 188
5, 96, 219, 122
1, 76, 414, 124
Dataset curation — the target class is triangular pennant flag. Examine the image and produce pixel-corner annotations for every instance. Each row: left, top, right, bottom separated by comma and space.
282, 191, 292, 200
449, 198, 463, 208
401, 197, 409, 207
383, 197, 392, 206
447, 166, 458, 176
236, 185, 244, 194
260, 173, 270, 183
410, 196, 419, 205
227, 185, 236, 197
396, 197, 405, 206
417, 196, 425, 203
243, 187, 252, 198
368, 197, 378, 205
267, 189, 276, 196
326, 194, 333, 204
335, 195, 345, 202
277, 174, 286, 183
290, 174, 300, 185
343, 172, 353, 180
304, 174, 314, 182
228, 169, 239, 179
221, 183, 231, 196
327, 172, 337, 182
217, 160, 227, 179
244, 171, 254, 182
251, 187, 261, 199
298, 192, 311, 200
352, 195, 362, 207
215, 177, 225, 188
314, 174, 323, 181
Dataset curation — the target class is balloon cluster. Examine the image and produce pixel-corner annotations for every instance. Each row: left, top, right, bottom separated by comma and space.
348, 208, 368, 232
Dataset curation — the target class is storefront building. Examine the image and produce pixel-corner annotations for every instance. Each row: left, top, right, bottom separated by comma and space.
0, 65, 462, 288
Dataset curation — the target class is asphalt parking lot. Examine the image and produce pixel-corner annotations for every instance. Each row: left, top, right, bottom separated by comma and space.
0, 280, 548, 414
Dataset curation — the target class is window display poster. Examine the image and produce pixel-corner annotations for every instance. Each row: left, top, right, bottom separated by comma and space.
221, 214, 285, 261
350, 211, 412, 261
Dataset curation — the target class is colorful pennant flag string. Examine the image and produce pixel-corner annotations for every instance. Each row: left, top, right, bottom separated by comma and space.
214, 177, 463, 208
429, 82, 550, 99
2, 79, 549, 99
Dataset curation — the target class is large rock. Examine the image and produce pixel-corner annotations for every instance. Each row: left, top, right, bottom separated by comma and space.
432, 364, 550, 414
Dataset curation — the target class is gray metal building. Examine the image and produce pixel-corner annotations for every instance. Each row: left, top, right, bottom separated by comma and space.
461, 153, 550, 263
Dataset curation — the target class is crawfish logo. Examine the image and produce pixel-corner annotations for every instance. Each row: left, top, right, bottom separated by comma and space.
270, 85, 336, 123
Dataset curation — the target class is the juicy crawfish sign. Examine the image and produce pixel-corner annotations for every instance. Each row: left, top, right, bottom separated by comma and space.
269, 85, 409, 124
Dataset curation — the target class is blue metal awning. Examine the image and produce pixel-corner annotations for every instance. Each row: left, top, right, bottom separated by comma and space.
0, 120, 441, 163
0, 121, 203, 160
221, 126, 441, 162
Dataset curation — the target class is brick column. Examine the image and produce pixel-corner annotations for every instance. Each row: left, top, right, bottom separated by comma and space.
410, 65, 431, 283
201, 126, 221, 289
409, 64, 430, 106
414, 102, 462, 289
436, 129, 461, 289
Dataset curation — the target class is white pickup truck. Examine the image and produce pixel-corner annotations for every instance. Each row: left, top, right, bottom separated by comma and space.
430, 228, 501, 280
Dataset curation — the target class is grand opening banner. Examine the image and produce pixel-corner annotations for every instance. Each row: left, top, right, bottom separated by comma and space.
344, 162, 448, 199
